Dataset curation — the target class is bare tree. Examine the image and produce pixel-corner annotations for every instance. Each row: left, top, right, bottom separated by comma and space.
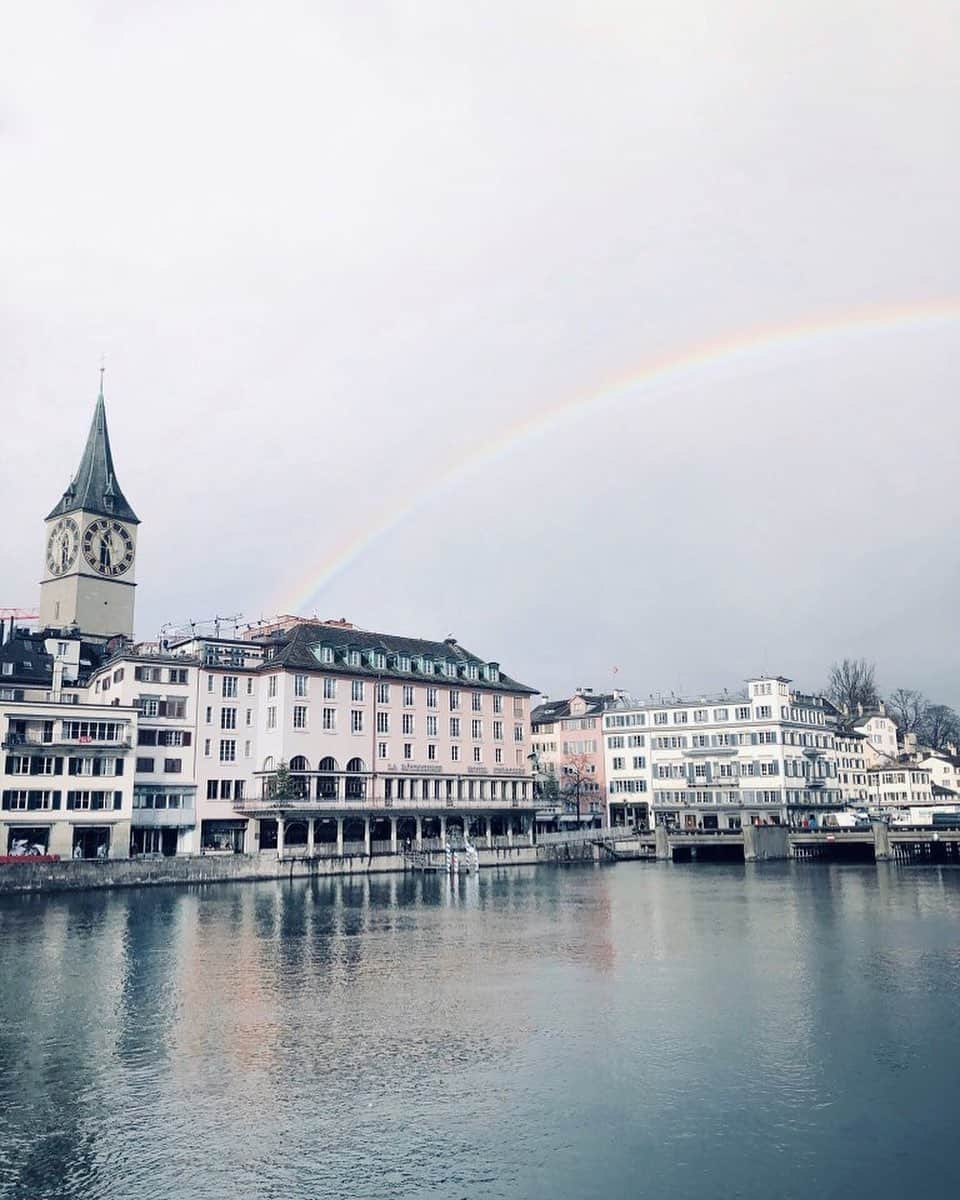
560, 752, 597, 825
886, 688, 929, 735
919, 705, 960, 752
827, 658, 879, 714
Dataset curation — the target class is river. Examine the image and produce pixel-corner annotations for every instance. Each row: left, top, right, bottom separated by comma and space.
1, 862, 958, 1199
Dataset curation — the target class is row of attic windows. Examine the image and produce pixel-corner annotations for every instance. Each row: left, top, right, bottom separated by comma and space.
310, 645, 500, 683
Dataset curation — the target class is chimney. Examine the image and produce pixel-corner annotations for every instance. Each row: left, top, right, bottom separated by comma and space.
51, 656, 65, 702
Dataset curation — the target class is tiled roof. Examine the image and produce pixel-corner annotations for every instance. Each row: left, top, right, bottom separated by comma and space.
0, 634, 54, 685
257, 622, 536, 693
47, 393, 139, 524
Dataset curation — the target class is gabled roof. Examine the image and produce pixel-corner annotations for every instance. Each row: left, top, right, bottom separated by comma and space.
47, 392, 139, 524
256, 622, 536, 693
531, 692, 616, 725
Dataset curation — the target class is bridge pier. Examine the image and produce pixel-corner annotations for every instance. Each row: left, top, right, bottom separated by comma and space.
655, 826, 671, 862
873, 820, 891, 861
743, 824, 790, 862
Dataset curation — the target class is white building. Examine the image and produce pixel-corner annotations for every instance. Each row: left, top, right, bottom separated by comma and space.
604, 676, 844, 830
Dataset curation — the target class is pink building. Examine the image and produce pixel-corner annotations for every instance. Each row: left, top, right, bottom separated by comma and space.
236, 621, 538, 854
531, 688, 621, 828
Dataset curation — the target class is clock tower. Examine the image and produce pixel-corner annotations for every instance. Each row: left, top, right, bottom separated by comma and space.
38, 385, 140, 639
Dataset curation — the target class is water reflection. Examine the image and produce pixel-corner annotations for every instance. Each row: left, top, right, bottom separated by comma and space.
1, 864, 959, 1200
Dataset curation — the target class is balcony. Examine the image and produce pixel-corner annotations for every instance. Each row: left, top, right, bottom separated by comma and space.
132, 804, 196, 829
3, 731, 131, 750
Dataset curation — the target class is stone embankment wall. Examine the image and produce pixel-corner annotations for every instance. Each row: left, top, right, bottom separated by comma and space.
0, 844, 540, 895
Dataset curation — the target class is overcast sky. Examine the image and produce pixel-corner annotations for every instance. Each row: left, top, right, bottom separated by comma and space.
2, 1, 958, 704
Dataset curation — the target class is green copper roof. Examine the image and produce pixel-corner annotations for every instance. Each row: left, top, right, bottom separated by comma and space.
47, 392, 140, 524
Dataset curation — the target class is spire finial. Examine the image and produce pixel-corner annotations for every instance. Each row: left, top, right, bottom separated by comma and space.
99, 355, 105, 398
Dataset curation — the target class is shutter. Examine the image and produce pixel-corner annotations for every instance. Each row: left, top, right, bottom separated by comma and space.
52, 791, 61, 810
114, 791, 122, 811
183, 732, 192, 746
54, 757, 63, 776
115, 758, 124, 776
4, 758, 13, 775
0, 792, 8, 810
157, 701, 168, 717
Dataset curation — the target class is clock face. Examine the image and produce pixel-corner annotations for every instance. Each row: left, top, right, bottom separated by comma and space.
46, 517, 80, 576
81, 519, 135, 578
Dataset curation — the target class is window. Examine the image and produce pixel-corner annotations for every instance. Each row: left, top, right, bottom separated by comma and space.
654, 712, 668, 725
612, 756, 625, 770
493, 695, 503, 714
246, 678, 254, 695
219, 740, 236, 762
168, 668, 188, 685
449, 717, 461, 738
323, 707, 336, 732
514, 724, 524, 743
267, 707, 277, 730
136, 757, 155, 773
319, 645, 334, 664
427, 744, 437, 761
221, 708, 237, 730
351, 710, 364, 734
376, 682, 390, 704
222, 677, 238, 698
206, 780, 218, 800
633, 755, 646, 769
377, 741, 388, 759
471, 692, 482, 713
220, 780, 232, 799
673, 711, 688, 724
207, 675, 214, 693
352, 680, 365, 703
735, 706, 751, 720
451, 745, 460, 762
293, 705, 308, 730
374, 710, 389, 734
427, 687, 438, 708
757, 705, 772, 719
204, 706, 213, 724
323, 677, 337, 700
204, 739, 211, 757
472, 720, 482, 739
473, 746, 482, 763
403, 743, 413, 760
493, 720, 503, 741
244, 741, 251, 758
403, 685, 414, 706
245, 708, 252, 726
402, 713, 414, 735
449, 690, 461, 710
495, 748, 503, 764
164, 758, 182, 774
426, 715, 438, 737
513, 699, 524, 718
294, 674, 308, 698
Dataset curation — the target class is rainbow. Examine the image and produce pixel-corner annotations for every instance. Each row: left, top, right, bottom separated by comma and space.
268, 297, 960, 615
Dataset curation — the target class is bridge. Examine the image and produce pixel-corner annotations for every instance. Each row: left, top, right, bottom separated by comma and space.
542, 823, 960, 865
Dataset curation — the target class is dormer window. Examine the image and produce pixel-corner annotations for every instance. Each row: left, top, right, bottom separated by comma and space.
423, 659, 434, 675
349, 650, 361, 668
487, 663, 500, 683
398, 655, 410, 672
319, 645, 334, 664
374, 652, 386, 670
467, 664, 478, 680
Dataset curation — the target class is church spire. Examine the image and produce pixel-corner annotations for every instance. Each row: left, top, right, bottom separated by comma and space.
47, 380, 140, 524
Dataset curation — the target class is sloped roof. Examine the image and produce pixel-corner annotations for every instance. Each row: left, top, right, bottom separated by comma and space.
531, 692, 616, 725
47, 393, 139, 524
257, 622, 536, 693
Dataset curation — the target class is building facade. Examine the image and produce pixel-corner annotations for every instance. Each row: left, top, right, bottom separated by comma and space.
530, 688, 619, 828
604, 676, 844, 830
